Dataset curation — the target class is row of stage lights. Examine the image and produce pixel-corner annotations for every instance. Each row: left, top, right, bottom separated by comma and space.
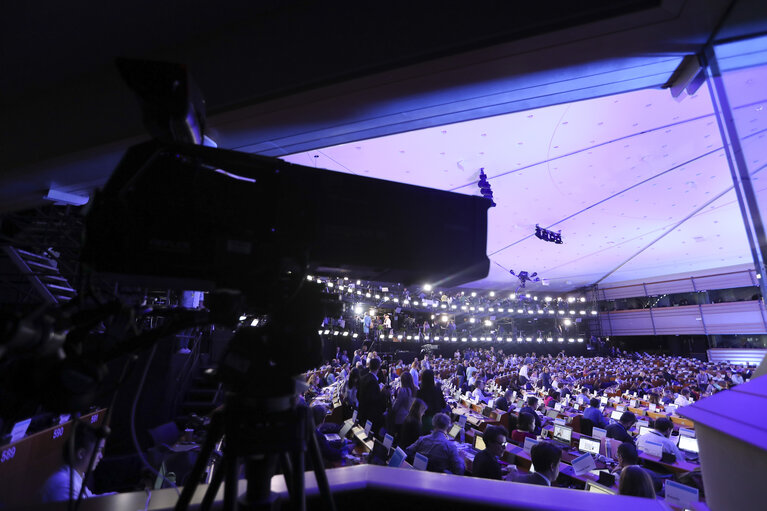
316, 329, 584, 343
306, 275, 594, 311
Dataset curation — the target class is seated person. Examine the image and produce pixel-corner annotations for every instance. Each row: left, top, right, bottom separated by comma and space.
471, 425, 508, 480
612, 441, 640, 473
39, 424, 107, 502
471, 379, 491, 404
514, 441, 561, 487
519, 396, 542, 433
606, 411, 636, 444
637, 417, 684, 462
674, 388, 691, 407
311, 404, 344, 465
619, 465, 656, 499
494, 390, 514, 412
510, 412, 537, 445
405, 413, 464, 475
582, 398, 607, 428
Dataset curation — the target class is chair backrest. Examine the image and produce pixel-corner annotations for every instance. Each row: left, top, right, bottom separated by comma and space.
671, 416, 695, 428
148, 421, 181, 447
647, 411, 667, 421
628, 407, 646, 416
580, 417, 594, 437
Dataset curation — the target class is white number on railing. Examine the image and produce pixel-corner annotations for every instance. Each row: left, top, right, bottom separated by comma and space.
1, 447, 16, 463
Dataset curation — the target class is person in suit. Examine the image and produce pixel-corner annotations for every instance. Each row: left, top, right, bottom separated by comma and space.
519, 396, 542, 434
541, 369, 552, 391
358, 357, 389, 434
494, 390, 513, 412
515, 441, 561, 487
471, 425, 508, 480
606, 411, 636, 444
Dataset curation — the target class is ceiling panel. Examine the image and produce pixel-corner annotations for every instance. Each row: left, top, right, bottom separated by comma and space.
279, 83, 756, 292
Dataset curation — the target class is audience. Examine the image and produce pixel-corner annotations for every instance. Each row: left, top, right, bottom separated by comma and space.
400, 398, 428, 448
405, 413, 464, 475
637, 418, 685, 462
511, 412, 537, 445
618, 465, 657, 499
471, 425, 508, 480
606, 412, 636, 444
583, 397, 607, 429
515, 441, 561, 486
39, 424, 107, 503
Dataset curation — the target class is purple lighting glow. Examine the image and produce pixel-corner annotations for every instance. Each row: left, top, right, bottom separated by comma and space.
283, 84, 756, 291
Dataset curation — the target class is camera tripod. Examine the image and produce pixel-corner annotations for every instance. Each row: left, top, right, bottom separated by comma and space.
174, 380, 336, 511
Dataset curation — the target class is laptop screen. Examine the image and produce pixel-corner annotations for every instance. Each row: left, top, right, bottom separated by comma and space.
578, 435, 601, 455
679, 428, 696, 438
482, 406, 493, 417
546, 410, 559, 419
610, 410, 623, 421
639, 426, 653, 436
448, 424, 462, 439
587, 481, 616, 495
553, 425, 572, 444
678, 435, 699, 453
592, 427, 607, 440
474, 434, 486, 450
339, 421, 353, 438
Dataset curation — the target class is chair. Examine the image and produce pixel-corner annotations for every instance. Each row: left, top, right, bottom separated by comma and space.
148, 421, 181, 447
580, 417, 594, 437
671, 416, 695, 428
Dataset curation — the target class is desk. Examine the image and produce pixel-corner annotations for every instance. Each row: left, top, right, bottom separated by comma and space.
0, 409, 105, 508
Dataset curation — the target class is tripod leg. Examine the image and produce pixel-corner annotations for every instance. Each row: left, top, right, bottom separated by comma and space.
291, 449, 305, 511
223, 450, 239, 511
200, 458, 226, 511
307, 425, 337, 511
175, 410, 225, 511
305, 408, 337, 511
280, 452, 295, 500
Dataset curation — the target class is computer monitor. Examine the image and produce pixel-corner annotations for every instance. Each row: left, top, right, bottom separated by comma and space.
553, 424, 572, 445
610, 410, 623, 421
678, 435, 699, 454
592, 427, 607, 440
586, 481, 616, 495
448, 424, 462, 439
339, 420, 353, 438
578, 435, 601, 455
474, 434, 486, 451
679, 428, 696, 438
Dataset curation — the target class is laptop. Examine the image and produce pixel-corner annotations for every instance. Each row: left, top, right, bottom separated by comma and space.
482, 406, 493, 417
610, 410, 623, 421
586, 481, 616, 495
339, 420, 354, 438
578, 435, 601, 456
448, 423, 463, 440
679, 428, 696, 438
552, 424, 573, 446
546, 409, 559, 419
474, 434, 486, 451
678, 435, 699, 454
636, 419, 649, 430
592, 427, 607, 440
639, 426, 653, 437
